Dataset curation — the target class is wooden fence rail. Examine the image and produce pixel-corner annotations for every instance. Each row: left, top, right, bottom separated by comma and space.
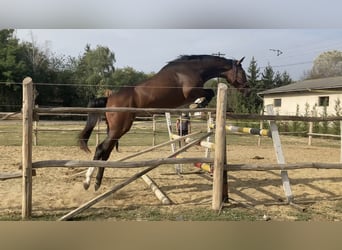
35, 107, 342, 122
32, 157, 214, 169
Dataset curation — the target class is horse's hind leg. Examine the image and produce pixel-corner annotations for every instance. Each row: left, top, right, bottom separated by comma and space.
93, 136, 118, 191
83, 167, 96, 190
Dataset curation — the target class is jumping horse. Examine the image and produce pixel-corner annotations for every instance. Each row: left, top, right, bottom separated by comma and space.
79, 54, 249, 190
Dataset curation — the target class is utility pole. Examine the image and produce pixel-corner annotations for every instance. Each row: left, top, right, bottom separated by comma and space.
212, 52, 226, 58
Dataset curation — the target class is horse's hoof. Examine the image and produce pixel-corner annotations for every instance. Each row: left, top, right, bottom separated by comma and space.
190, 97, 207, 109
94, 183, 101, 191
189, 103, 199, 109
83, 182, 90, 190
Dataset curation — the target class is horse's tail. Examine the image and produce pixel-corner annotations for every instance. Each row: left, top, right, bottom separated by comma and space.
79, 97, 108, 153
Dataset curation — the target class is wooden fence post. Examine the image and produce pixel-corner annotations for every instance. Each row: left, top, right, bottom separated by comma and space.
308, 122, 313, 146
340, 121, 342, 163
152, 114, 156, 146
212, 83, 227, 211
22, 77, 33, 219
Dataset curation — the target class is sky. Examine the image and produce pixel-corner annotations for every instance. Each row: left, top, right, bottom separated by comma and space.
15, 29, 342, 81
2, 0, 342, 28
3, 1, 342, 81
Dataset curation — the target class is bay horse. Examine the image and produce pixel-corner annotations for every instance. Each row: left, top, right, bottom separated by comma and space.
79, 54, 249, 190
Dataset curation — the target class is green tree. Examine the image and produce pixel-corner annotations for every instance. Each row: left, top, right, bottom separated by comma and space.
280, 71, 292, 86
111, 67, 151, 90
246, 56, 262, 113
261, 64, 275, 90
75, 44, 116, 100
0, 29, 27, 111
274, 71, 292, 87
19, 38, 79, 107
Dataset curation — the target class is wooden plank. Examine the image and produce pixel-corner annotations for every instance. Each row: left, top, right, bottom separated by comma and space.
141, 175, 172, 205
225, 162, 342, 171
36, 107, 215, 114
0, 172, 22, 180
31, 159, 342, 171
35, 107, 342, 122
266, 104, 293, 203
32, 157, 214, 169
307, 133, 340, 138
0, 170, 36, 180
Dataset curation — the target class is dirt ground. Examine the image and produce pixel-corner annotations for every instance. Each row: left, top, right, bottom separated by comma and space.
1, 136, 342, 221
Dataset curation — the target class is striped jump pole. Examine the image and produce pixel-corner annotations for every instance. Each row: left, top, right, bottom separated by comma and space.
226, 125, 271, 137
210, 123, 271, 137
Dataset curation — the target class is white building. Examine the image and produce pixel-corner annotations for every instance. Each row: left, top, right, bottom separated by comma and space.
258, 76, 342, 116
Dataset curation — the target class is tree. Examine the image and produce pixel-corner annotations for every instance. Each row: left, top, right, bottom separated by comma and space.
0, 29, 27, 111
19, 31, 52, 81
75, 45, 116, 100
261, 64, 275, 90
309, 50, 342, 79
274, 71, 292, 87
246, 57, 262, 113
111, 67, 151, 90
19, 38, 78, 107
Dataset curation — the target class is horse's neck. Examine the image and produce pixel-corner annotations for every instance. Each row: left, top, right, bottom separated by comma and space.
195, 60, 232, 82
200, 67, 226, 82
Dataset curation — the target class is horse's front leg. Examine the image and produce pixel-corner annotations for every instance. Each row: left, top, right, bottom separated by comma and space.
187, 88, 215, 108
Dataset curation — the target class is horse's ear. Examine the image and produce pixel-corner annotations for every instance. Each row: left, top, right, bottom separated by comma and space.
237, 57, 245, 65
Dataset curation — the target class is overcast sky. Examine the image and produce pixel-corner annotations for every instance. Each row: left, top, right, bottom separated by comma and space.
2, 0, 342, 28
15, 29, 342, 81
4, 1, 342, 81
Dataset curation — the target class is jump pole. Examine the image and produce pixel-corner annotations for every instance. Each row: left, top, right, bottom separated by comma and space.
212, 83, 228, 211
22, 77, 33, 219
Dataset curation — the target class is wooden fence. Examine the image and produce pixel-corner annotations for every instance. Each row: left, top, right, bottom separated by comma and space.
19, 77, 342, 220
20, 77, 228, 219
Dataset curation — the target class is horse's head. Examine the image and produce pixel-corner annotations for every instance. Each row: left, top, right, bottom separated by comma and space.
222, 57, 250, 96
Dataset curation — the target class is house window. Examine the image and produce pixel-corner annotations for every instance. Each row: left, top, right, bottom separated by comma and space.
274, 98, 282, 107
319, 96, 329, 106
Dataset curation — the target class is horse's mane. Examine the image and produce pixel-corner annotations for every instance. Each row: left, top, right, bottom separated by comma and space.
170, 54, 224, 63
165, 54, 232, 66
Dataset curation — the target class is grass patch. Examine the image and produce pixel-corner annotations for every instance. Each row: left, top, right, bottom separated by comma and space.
0, 206, 260, 221
293, 211, 312, 221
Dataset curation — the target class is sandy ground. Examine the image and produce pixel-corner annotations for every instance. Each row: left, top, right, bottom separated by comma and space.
1, 137, 342, 221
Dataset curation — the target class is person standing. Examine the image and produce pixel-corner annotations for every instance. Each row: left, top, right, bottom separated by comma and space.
176, 113, 191, 136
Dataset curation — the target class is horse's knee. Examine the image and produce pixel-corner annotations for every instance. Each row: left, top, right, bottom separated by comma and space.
93, 143, 105, 160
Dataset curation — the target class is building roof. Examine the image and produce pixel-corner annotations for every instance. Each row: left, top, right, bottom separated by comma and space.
258, 76, 342, 96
